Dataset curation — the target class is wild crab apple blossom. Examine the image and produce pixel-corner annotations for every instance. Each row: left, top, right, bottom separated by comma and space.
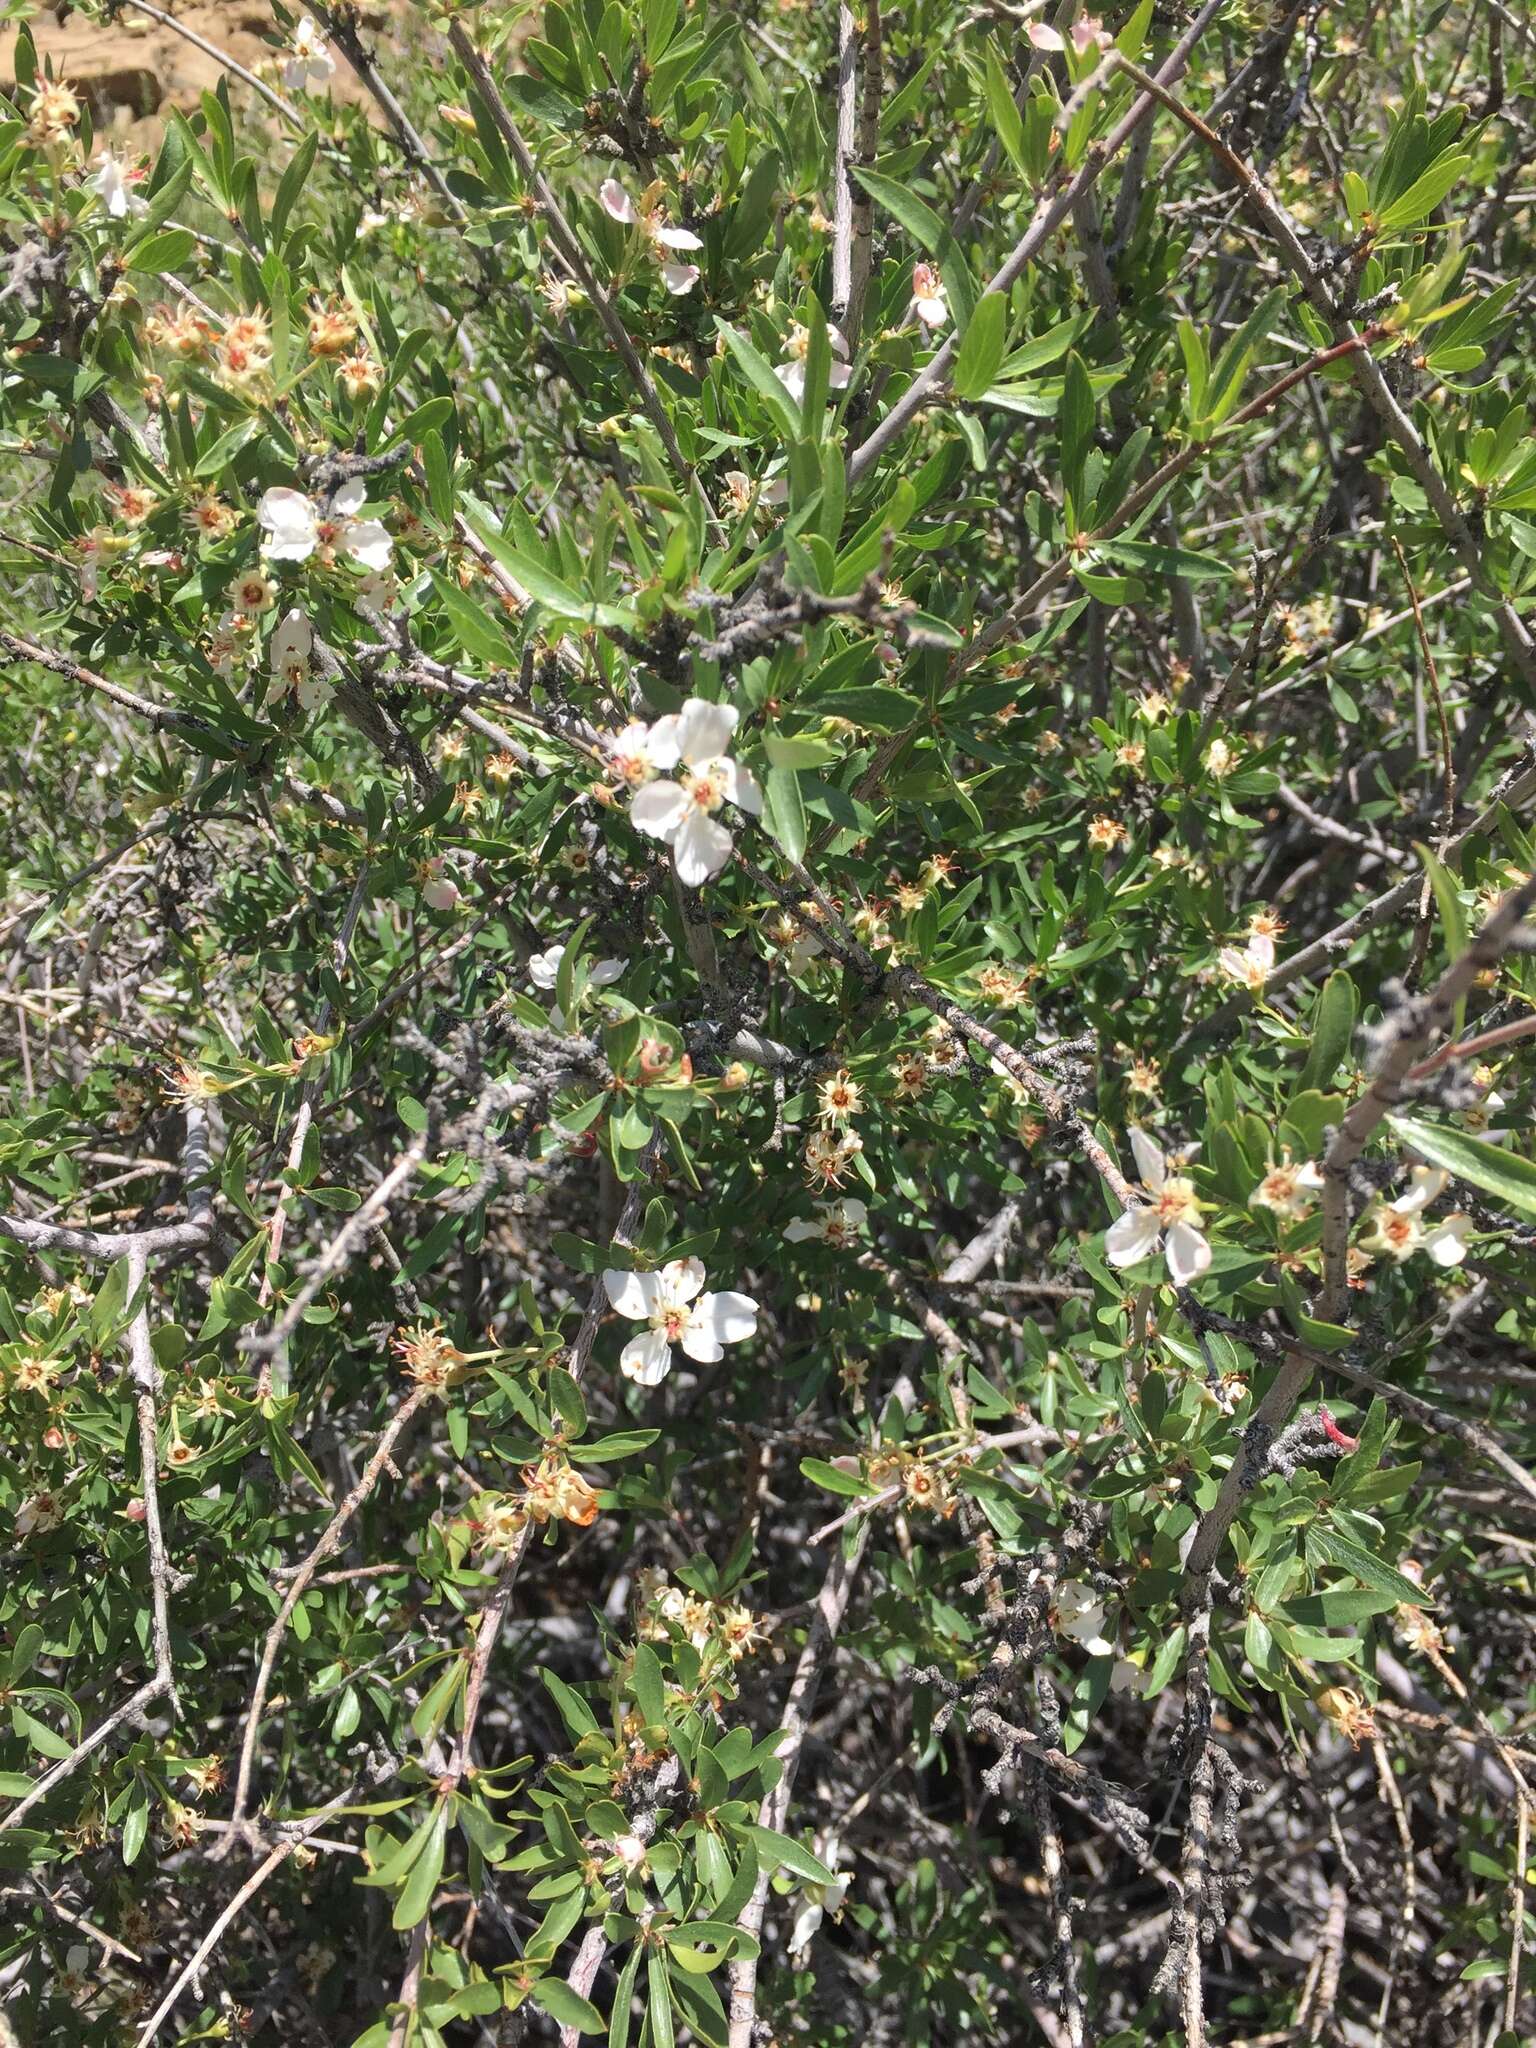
601, 1258, 760, 1385
784, 1198, 868, 1247
256, 480, 393, 569
1359, 1167, 1472, 1268
1105, 1128, 1213, 1285
619, 697, 764, 886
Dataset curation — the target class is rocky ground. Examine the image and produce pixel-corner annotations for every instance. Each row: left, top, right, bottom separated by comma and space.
2, 3, 378, 147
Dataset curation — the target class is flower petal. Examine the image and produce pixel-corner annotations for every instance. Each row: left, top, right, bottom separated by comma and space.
1423, 1215, 1472, 1266
672, 809, 734, 886
1128, 1127, 1167, 1190
629, 779, 689, 841
332, 476, 367, 518
1105, 1206, 1162, 1268
641, 714, 681, 770
660, 1257, 707, 1305
342, 519, 393, 571
600, 178, 636, 225
660, 262, 699, 296
528, 944, 564, 989
678, 1318, 724, 1364
603, 1268, 655, 1319
722, 758, 764, 817
784, 1218, 823, 1242
675, 697, 739, 763
1164, 1220, 1212, 1286
656, 225, 703, 251
620, 1329, 674, 1385
695, 1289, 759, 1345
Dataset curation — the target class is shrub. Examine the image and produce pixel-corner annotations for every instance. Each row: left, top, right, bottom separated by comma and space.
2, 3, 1535, 2044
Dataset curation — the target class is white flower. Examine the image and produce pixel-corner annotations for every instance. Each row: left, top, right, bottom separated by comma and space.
787, 1837, 849, 1957
611, 1832, 648, 1873
784, 1198, 867, 1248
602, 1257, 759, 1385
1053, 1580, 1113, 1655
284, 15, 336, 93
257, 479, 392, 570
1104, 1128, 1211, 1286
89, 149, 147, 219
776, 322, 853, 403
271, 607, 326, 710
1109, 1657, 1147, 1695
625, 697, 763, 886
528, 944, 625, 992
1250, 1157, 1325, 1218
1218, 933, 1273, 991
1360, 1167, 1472, 1267
911, 262, 948, 330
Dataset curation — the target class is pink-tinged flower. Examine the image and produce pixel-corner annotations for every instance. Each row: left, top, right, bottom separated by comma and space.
624, 697, 763, 887
1105, 1128, 1211, 1285
421, 857, 460, 913
911, 263, 949, 330
1027, 21, 1065, 49
600, 178, 638, 225
1071, 15, 1114, 54
600, 178, 703, 294
776, 322, 853, 403
602, 1257, 759, 1385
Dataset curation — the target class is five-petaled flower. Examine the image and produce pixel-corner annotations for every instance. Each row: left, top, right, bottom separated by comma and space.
623, 697, 763, 886
1105, 1128, 1212, 1285
257, 480, 393, 570
1359, 1166, 1471, 1267
602, 1257, 759, 1385
785, 1198, 868, 1248
1251, 1154, 1325, 1218
776, 322, 853, 403
284, 15, 336, 93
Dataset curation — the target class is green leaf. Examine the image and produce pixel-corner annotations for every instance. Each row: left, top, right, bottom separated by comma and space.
714, 320, 804, 442
461, 502, 634, 629
532, 1982, 605, 2033
810, 684, 921, 732
1309, 1526, 1428, 1607
799, 1456, 868, 1497
124, 228, 198, 272
850, 166, 976, 328
1294, 970, 1358, 1095
392, 1801, 449, 1928
1377, 151, 1472, 230
631, 1642, 667, 1726
763, 764, 808, 863
647, 1947, 676, 2048
1385, 1114, 1536, 1221
738, 1823, 836, 1885
951, 294, 1007, 402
